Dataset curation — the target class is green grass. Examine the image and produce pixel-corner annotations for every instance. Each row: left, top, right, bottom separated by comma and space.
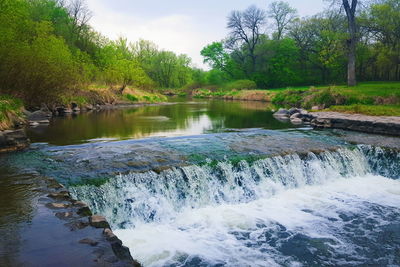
271, 82, 400, 115
328, 104, 400, 116
0, 95, 24, 130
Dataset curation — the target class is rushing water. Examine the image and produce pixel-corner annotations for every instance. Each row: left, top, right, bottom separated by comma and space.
1, 99, 400, 266
70, 146, 400, 266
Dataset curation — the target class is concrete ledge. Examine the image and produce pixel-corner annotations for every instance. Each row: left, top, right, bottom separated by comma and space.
310, 112, 400, 136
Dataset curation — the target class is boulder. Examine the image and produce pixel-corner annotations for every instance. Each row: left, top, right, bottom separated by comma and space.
273, 108, 290, 118
48, 191, 71, 200
46, 202, 70, 209
291, 118, 303, 124
27, 110, 51, 122
57, 107, 73, 114
89, 215, 110, 228
288, 108, 301, 115
290, 113, 302, 120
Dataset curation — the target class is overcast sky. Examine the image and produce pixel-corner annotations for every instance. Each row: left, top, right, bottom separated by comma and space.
86, 0, 326, 68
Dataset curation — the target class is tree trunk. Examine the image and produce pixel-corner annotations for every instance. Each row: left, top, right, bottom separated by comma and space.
343, 0, 357, 86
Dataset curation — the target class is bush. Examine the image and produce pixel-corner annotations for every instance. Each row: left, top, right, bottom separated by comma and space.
272, 89, 305, 107
224, 80, 257, 90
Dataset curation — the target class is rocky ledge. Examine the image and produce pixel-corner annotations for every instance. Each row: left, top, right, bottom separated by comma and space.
0, 129, 30, 153
44, 178, 141, 266
310, 112, 400, 136
274, 108, 400, 136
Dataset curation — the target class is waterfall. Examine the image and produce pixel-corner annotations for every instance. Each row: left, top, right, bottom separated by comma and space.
70, 145, 400, 266
70, 146, 386, 228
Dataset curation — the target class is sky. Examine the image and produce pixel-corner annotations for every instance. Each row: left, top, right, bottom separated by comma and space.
86, 0, 326, 68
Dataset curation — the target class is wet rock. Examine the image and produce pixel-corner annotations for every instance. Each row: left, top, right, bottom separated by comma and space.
111, 241, 135, 262
48, 191, 71, 200
311, 112, 400, 136
291, 118, 303, 124
0, 129, 30, 153
46, 202, 70, 209
290, 113, 302, 120
288, 108, 301, 116
74, 201, 92, 217
66, 220, 90, 230
79, 238, 99, 247
57, 107, 73, 114
27, 110, 51, 122
103, 228, 119, 242
273, 108, 289, 118
55, 211, 74, 220
89, 215, 110, 229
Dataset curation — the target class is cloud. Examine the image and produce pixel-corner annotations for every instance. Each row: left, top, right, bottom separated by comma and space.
86, 0, 216, 68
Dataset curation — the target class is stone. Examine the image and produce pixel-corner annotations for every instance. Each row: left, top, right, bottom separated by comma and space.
89, 215, 110, 228
103, 228, 119, 242
76, 203, 92, 217
310, 112, 400, 136
55, 211, 74, 220
290, 113, 302, 120
288, 108, 301, 115
48, 191, 71, 200
110, 241, 134, 262
273, 108, 290, 118
311, 105, 323, 111
46, 202, 70, 209
79, 238, 99, 247
0, 129, 30, 153
57, 107, 73, 114
291, 118, 303, 124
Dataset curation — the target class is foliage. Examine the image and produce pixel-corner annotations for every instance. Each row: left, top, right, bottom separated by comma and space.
224, 80, 257, 90
0, 0, 196, 107
201, 0, 400, 89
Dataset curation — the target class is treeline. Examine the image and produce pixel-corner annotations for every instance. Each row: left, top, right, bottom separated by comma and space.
200, 0, 400, 88
0, 0, 194, 105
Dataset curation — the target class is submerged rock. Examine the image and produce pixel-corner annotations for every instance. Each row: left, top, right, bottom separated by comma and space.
0, 129, 30, 153
89, 215, 110, 229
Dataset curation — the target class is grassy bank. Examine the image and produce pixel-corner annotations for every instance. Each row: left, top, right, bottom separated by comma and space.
0, 96, 25, 130
271, 82, 400, 116
0, 86, 167, 130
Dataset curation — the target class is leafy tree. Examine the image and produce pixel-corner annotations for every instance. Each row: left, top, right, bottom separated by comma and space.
268, 1, 297, 40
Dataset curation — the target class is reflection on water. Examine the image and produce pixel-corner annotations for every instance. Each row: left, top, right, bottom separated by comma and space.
27, 100, 292, 145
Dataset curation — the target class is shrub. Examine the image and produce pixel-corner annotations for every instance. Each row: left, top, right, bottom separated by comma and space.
224, 80, 257, 90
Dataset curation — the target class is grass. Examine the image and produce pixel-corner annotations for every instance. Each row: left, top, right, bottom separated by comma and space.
328, 104, 400, 116
271, 82, 400, 116
0, 95, 24, 130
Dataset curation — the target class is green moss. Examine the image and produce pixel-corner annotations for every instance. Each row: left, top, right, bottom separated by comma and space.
69, 177, 110, 187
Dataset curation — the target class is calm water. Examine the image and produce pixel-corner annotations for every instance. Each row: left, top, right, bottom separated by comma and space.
26, 99, 293, 145
1, 99, 399, 266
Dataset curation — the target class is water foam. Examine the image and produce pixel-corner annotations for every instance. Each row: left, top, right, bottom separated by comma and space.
70, 146, 400, 266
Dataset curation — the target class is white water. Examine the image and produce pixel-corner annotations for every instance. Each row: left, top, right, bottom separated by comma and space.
70, 146, 400, 266
115, 175, 400, 266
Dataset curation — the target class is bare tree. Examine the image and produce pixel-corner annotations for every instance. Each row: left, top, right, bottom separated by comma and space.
227, 5, 266, 73
68, 0, 92, 36
343, 0, 358, 86
268, 1, 297, 40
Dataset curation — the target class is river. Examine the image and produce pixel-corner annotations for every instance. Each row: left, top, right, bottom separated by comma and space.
0, 99, 399, 266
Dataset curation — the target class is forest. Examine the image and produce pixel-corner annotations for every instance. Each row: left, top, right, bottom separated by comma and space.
201, 0, 400, 88
0, 0, 399, 108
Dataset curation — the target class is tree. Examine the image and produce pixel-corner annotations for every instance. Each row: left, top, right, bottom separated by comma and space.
200, 42, 233, 76
268, 1, 297, 40
342, 0, 358, 86
227, 5, 266, 74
